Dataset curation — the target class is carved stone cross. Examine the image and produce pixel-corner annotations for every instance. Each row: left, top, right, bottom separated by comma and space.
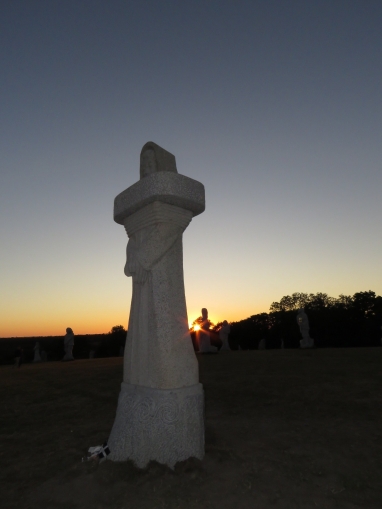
108, 142, 205, 468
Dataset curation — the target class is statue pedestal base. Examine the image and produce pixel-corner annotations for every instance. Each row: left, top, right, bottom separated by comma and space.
108, 382, 204, 469
300, 337, 315, 348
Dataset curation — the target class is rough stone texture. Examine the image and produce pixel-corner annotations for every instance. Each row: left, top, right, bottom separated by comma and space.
122, 201, 198, 389
108, 142, 205, 468
139, 141, 177, 177
114, 172, 205, 224
108, 382, 204, 469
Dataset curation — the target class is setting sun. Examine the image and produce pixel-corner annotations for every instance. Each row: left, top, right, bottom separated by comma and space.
193, 324, 201, 331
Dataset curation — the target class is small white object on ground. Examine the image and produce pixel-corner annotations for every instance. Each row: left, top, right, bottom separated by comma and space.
87, 443, 110, 462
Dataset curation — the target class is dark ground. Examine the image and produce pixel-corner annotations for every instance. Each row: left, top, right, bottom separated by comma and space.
1, 348, 382, 508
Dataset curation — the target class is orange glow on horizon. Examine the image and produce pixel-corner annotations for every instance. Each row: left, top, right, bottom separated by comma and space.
0, 297, 271, 338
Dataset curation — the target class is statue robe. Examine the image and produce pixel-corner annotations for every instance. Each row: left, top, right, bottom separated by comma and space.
123, 202, 198, 390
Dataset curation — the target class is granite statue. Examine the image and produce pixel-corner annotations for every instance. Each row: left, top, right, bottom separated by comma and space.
62, 328, 75, 361
108, 142, 205, 468
198, 308, 217, 353
296, 308, 314, 348
219, 320, 231, 351
33, 341, 42, 362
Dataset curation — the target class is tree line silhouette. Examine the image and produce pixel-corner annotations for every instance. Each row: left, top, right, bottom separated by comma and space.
0, 326, 127, 365
229, 290, 382, 349
1, 291, 381, 363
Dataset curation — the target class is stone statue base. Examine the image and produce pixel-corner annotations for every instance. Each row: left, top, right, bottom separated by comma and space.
108, 382, 204, 469
300, 337, 314, 348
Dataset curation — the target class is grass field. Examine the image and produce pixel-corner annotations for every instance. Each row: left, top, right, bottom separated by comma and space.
1, 348, 382, 508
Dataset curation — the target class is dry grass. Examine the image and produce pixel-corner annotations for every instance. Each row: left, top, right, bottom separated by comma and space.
1, 348, 382, 508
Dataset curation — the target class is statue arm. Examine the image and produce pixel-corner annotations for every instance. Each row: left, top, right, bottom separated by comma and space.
135, 223, 183, 271
125, 238, 149, 284
124, 223, 183, 282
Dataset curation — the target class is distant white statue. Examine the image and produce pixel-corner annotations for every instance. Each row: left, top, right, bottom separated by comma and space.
62, 327, 75, 361
219, 320, 231, 351
33, 341, 42, 362
280, 339, 284, 349
296, 309, 314, 348
258, 338, 266, 350
198, 308, 217, 353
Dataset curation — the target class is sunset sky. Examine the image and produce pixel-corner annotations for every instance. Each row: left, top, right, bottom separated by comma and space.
1, 1, 381, 337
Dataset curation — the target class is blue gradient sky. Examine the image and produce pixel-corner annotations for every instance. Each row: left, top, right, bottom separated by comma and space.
1, 0, 381, 337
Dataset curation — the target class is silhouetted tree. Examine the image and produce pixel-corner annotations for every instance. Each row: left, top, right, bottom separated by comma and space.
110, 325, 126, 335
268, 290, 382, 348
104, 325, 127, 356
190, 316, 215, 330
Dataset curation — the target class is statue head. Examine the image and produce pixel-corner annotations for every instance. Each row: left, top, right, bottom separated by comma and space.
140, 141, 178, 179
201, 308, 208, 320
140, 149, 157, 177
